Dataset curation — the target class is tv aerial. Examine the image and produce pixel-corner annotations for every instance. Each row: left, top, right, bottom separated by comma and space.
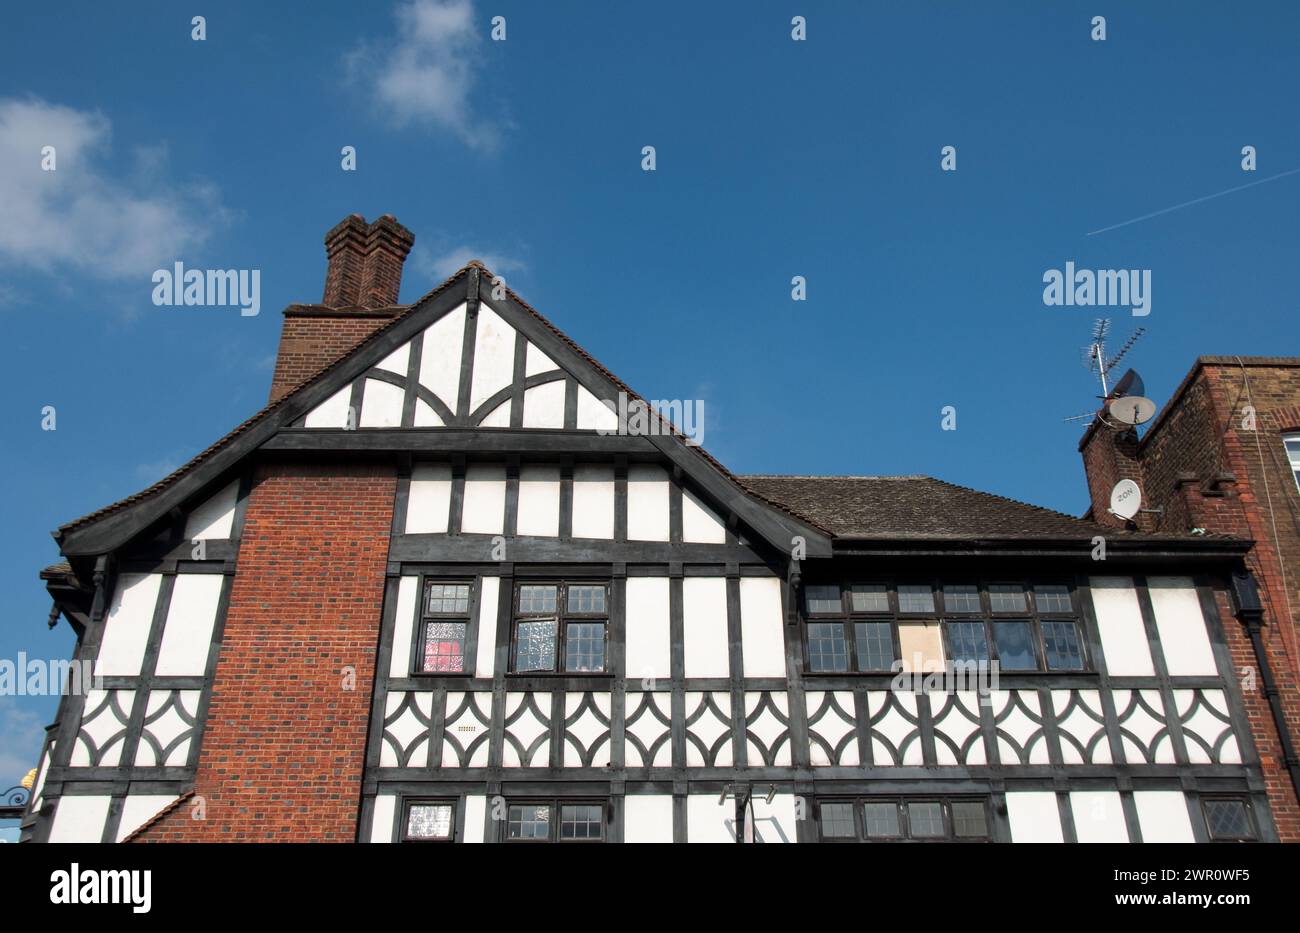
1064, 319, 1155, 428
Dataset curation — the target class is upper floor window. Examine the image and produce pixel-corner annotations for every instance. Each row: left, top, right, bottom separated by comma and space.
1202, 797, 1257, 842
804, 584, 898, 673
419, 582, 473, 673
818, 797, 990, 842
503, 800, 606, 842
403, 800, 456, 842
1286, 434, 1300, 494
512, 583, 609, 673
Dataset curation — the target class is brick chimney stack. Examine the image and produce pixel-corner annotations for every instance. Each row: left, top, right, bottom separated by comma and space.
1079, 418, 1147, 529
268, 214, 416, 402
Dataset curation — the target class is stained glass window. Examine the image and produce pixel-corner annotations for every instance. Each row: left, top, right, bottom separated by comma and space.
422, 621, 466, 673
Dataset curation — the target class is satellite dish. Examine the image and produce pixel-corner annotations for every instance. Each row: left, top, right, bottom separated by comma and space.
1109, 479, 1142, 520
1108, 395, 1157, 425
1110, 368, 1146, 400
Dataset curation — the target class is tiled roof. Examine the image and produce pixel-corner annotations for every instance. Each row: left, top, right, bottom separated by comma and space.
738, 474, 1213, 542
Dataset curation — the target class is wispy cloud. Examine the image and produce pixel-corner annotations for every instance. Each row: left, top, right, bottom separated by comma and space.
0, 97, 230, 280
349, 0, 502, 150
418, 243, 527, 280
134, 455, 182, 485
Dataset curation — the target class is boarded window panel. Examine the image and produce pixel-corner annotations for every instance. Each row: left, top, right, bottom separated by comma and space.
1089, 577, 1155, 676
516, 464, 560, 537
95, 573, 163, 677
1147, 577, 1219, 676
627, 464, 670, 542
1133, 791, 1195, 842
406, 463, 452, 534
359, 378, 405, 428
897, 621, 945, 672
625, 577, 671, 680
683, 577, 730, 678
1070, 791, 1130, 843
183, 480, 238, 541
154, 574, 224, 677
572, 464, 615, 539
740, 577, 786, 677
1005, 792, 1064, 843
461, 464, 506, 534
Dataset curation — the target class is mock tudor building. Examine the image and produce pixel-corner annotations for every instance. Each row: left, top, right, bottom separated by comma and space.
21, 215, 1294, 843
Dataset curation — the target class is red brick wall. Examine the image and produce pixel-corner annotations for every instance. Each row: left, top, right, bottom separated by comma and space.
267, 309, 400, 402
134, 461, 395, 842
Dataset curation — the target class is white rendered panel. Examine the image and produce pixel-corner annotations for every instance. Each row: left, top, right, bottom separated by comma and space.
475, 578, 500, 678
682, 488, 726, 543
419, 302, 465, 411
116, 794, 179, 842
1070, 791, 1130, 843
1089, 577, 1155, 676
576, 386, 618, 431
370, 795, 396, 843
522, 380, 566, 428
625, 577, 671, 682
463, 795, 487, 843
687, 794, 735, 843
624, 795, 674, 843
572, 464, 615, 539
413, 398, 443, 427
1006, 792, 1064, 843
461, 464, 506, 534
739, 577, 786, 677
376, 341, 410, 375
627, 464, 670, 542
752, 794, 798, 844
516, 464, 560, 537
48, 795, 112, 843
525, 342, 557, 376
683, 577, 730, 679
96, 573, 163, 677
303, 385, 352, 428
1148, 577, 1218, 676
154, 574, 223, 677
479, 399, 511, 427
406, 463, 452, 534
389, 576, 420, 678
469, 306, 516, 410
1134, 791, 1195, 842
360, 378, 405, 428
183, 480, 238, 540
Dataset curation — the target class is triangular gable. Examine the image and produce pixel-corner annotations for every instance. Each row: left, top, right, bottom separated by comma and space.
55, 263, 832, 559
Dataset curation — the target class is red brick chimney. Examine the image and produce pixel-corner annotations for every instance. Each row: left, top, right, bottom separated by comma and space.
268, 214, 416, 402
1079, 416, 1146, 529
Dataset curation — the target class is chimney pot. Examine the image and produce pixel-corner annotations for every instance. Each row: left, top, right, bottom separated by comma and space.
321, 214, 415, 308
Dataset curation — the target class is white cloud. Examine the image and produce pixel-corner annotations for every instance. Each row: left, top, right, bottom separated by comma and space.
421, 243, 526, 280
0, 97, 228, 280
350, 0, 501, 149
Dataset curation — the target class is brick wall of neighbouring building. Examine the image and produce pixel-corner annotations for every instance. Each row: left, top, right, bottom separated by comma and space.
133, 461, 395, 842
1081, 356, 1300, 841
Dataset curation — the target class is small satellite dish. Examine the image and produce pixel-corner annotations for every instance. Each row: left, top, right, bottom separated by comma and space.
1107, 395, 1157, 425
1109, 479, 1142, 520
1110, 368, 1146, 400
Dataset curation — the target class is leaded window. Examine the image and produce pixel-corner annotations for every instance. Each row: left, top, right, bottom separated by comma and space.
419, 581, 473, 674
403, 800, 455, 842
504, 800, 606, 842
819, 797, 990, 842
512, 583, 609, 673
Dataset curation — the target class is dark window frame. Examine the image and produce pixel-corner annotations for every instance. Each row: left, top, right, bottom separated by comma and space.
1201, 795, 1258, 842
400, 797, 458, 843
817, 796, 992, 843
500, 798, 608, 843
801, 582, 902, 674
509, 581, 611, 675
411, 578, 479, 677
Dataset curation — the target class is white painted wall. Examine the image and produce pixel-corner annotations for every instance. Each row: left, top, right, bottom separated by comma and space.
752, 794, 798, 843
406, 463, 451, 533
627, 464, 670, 542
1090, 577, 1155, 676
576, 386, 617, 431
739, 577, 786, 677
1006, 791, 1064, 842
461, 463, 506, 534
376, 341, 410, 375
624, 795, 673, 843
413, 398, 443, 426
522, 381, 565, 429
469, 306, 516, 411
687, 794, 736, 843
682, 488, 726, 543
1070, 790, 1130, 842
475, 578, 500, 678
183, 480, 238, 540
524, 342, 557, 376
303, 385, 352, 428
360, 378, 405, 428
625, 577, 671, 681
479, 399, 511, 427
48, 795, 112, 843
116, 794, 178, 842
419, 303, 466, 412
154, 573, 223, 677
95, 573, 162, 677
516, 464, 560, 537
571, 464, 615, 539
1133, 791, 1195, 842
463, 795, 487, 843
683, 577, 730, 678
388, 576, 419, 678
1148, 577, 1219, 676
370, 794, 396, 843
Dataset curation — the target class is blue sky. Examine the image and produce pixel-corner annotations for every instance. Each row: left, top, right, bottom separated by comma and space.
2, 1, 1298, 830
